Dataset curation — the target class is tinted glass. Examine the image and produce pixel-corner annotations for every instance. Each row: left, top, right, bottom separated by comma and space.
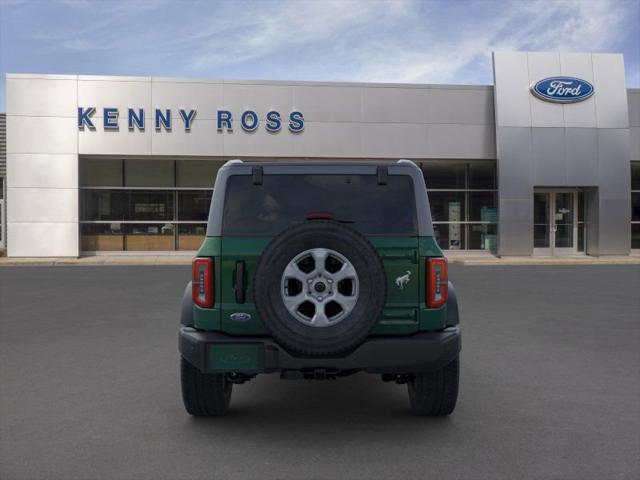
469, 191, 496, 221
632, 224, 640, 249
178, 191, 212, 221
128, 191, 174, 221
422, 163, 466, 189
433, 224, 465, 250
222, 174, 417, 236
632, 162, 640, 191
81, 190, 127, 221
177, 160, 223, 188
468, 162, 496, 189
428, 191, 465, 222
632, 192, 640, 222
468, 223, 497, 251
80, 158, 123, 187
125, 159, 174, 187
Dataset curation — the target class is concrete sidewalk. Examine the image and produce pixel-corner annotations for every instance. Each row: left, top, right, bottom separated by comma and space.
445, 252, 640, 266
1, 253, 639, 267
0, 255, 193, 266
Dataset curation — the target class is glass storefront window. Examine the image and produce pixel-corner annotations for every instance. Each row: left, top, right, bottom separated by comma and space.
80, 223, 125, 251
632, 224, 640, 249
128, 190, 174, 221
80, 159, 123, 187
469, 191, 496, 221
81, 190, 127, 221
125, 159, 174, 187
422, 163, 466, 189
178, 191, 212, 221
80, 158, 216, 251
423, 160, 497, 251
177, 224, 207, 251
631, 162, 640, 191
177, 160, 223, 188
468, 162, 496, 189
429, 191, 465, 222
468, 223, 497, 251
434, 224, 466, 250
632, 192, 640, 222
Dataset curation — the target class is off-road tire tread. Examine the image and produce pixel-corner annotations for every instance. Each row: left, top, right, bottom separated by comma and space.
408, 356, 459, 416
181, 357, 232, 416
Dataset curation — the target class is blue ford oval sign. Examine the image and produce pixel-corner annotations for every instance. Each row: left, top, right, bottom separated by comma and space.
531, 77, 594, 103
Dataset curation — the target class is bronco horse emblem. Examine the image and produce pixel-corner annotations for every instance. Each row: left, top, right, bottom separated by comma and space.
395, 270, 411, 290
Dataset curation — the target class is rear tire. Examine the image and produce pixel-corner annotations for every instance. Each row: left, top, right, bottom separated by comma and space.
181, 357, 232, 416
407, 357, 459, 416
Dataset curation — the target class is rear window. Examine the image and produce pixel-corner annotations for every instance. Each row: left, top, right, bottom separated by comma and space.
222, 174, 417, 236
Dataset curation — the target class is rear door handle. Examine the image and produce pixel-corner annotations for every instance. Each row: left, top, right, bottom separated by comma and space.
234, 260, 246, 304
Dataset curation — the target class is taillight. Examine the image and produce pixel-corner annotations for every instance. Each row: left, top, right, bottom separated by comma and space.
426, 257, 448, 308
192, 257, 214, 308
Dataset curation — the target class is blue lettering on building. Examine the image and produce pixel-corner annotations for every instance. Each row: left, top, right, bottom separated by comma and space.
217, 110, 233, 131
78, 107, 96, 129
265, 110, 281, 132
128, 108, 145, 130
241, 110, 259, 132
78, 107, 304, 133
103, 108, 119, 129
179, 109, 197, 130
288, 111, 304, 133
155, 109, 172, 131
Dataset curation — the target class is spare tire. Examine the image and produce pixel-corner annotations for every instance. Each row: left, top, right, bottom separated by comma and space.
254, 220, 386, 357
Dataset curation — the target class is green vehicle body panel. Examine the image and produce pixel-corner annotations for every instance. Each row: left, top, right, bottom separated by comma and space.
193, 235, 446, 335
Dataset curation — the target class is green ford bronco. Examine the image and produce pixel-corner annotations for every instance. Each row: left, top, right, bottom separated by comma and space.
179, 159, 461, 416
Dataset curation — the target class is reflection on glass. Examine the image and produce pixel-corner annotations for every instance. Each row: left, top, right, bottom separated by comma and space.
469, 191, 496, 221
468, 162, 496, 189
554, 193, 574, 249
178, 191, 213, 221
422, 163, 466, 189
468, 224, 497, 251
178, 224, 207, 250
632, 224, 640, 249
433, 224, 466, 250
534, 224, 550, 248
429, 192, 465, 222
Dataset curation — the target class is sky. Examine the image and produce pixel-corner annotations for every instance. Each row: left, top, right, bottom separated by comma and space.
0, 0, 639, 111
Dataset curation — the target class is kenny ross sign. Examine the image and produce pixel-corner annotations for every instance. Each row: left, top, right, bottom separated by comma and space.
77, 107, 304, 133
530, 77, 594, 103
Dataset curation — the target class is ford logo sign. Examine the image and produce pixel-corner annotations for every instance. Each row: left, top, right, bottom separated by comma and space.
531, 77, 594, 103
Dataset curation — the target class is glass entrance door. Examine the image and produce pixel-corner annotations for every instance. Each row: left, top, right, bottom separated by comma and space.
533, 190, 578, 255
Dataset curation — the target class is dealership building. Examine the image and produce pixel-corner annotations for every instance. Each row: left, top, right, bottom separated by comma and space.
1, 51, 639, 257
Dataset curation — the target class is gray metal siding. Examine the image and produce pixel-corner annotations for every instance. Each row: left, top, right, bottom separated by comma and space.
0, 113, 6, 176
628, 89, 640, 161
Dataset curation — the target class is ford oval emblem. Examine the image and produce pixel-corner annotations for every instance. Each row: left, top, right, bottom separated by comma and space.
531, 77, 594, 103
230, 312, 252, 322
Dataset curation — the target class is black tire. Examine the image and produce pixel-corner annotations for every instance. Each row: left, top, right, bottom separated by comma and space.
407, 356, 459, 416
181, 357, 232, 416
254, 220, 386, 357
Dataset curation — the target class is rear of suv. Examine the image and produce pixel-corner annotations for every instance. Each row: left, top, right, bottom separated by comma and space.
179, 160, 461, 416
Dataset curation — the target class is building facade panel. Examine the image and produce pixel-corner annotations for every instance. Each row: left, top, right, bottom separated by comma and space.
6, 76, 77, 118
7, 221, 78, 257
7, 153, 78, 189
2, 50, 636, 257
560, 53, 597, 128
527, 52, 565, 128
7, 187, 78, 223
592, 54, 629, 129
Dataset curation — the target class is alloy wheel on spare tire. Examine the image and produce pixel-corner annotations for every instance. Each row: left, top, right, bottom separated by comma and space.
253, 220, 386, 357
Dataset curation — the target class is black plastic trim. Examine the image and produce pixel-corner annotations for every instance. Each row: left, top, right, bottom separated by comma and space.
179, 327, 461, 375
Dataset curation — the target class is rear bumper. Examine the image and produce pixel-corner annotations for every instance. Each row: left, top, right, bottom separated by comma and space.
179, 326, 461, 374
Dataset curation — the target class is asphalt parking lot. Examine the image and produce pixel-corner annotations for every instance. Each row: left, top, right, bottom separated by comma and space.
1, 265, 639, 480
